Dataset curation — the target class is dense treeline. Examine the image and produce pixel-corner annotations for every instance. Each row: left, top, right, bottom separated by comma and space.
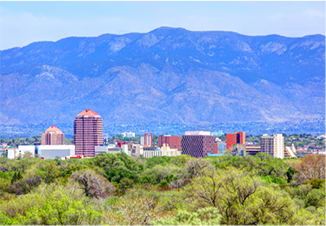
0, 153, 324, 225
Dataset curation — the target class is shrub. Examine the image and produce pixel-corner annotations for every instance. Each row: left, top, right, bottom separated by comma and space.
70, 169, 116, 199
152, 207, 221, 225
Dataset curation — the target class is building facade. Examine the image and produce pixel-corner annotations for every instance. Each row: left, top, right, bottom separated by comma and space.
260, 134, 284, 158
94, 145, 128, 156
140, 133, 153, 147
122, 132, 135, 138
18, 145, 35, 158
36, 145, 75, 159
246, 146, 261, 156
143, 150, 182, 158
7, 148, 17, 159
181, 131, 215, 158
158, 135, 181, 149
226, 132, 245, 150
41, 125, 65, 145
217, 142, 227, 154
74, 108, 103, 157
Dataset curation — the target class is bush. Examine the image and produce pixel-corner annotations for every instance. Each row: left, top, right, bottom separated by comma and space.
304, 178, 325, 189
152, 207, 221, 225
70, 169, 116, 199
0, 183, 104, 225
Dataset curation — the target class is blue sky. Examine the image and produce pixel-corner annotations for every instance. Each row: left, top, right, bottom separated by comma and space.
0, 1, 325, 50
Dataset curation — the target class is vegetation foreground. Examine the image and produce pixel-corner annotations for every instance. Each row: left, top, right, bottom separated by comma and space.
0, 153, 325, 225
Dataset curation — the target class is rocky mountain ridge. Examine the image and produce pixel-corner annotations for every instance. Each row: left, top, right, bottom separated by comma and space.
0, 27, 325, 125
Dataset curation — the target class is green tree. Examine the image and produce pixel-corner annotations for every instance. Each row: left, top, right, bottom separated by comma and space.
36, 163, 60, 184
117, 178, 134, 195
91, 153, 143, 183
23, 152, 33, 159
185, 168, 296, 225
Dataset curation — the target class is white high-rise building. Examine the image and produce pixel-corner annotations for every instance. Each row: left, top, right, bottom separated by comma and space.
140, 133, 153, 146
261, 134, 284, 159
274, 134, 284, 159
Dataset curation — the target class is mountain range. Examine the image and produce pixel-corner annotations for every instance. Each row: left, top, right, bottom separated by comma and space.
0, 27, 325, 126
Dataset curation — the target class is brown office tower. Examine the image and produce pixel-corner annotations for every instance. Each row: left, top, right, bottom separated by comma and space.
158, 135, 181, 149
181, 131, 215, 158
74, 108, 103, 157
41, 125, 65, 145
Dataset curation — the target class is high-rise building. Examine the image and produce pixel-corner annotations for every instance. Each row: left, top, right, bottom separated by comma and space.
181, 131, 215, 158
74, 108, 103, 157
260, 134, 284, 158
158, 135, 181, 149
140, 133, 153, 146
226, 132, 245, 150
41, 125, 65, 145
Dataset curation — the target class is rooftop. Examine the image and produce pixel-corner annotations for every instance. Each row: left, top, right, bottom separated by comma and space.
44, 125, 63, 134
77, 108, 100, 116
185, 131, 211, 135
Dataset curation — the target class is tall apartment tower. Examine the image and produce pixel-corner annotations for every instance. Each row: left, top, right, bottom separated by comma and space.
74, 108, 103, 157
181, 131, 215, 158
158, 135, 181, 149
226, 132, 245, 150
261, 134, 284, 158
140, 133, 153, 146
41, 125, 65, 145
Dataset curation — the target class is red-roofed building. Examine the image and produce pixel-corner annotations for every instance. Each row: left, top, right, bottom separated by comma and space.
117, 142, 126, 148
74, 108, 103, 157
77, 108, 100, 116
41, 125, 65, 145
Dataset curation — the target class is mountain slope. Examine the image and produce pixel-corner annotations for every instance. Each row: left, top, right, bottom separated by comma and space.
0, 27, 325, 125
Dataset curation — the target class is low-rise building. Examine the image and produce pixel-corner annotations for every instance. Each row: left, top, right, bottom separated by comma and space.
129, 144, 143, 157
143, 147, 182, 158
122, 132, 135, 138
36, 145, 75, 159
7, 148, 17, 159
95, 144, 128, 156
246, 146, 261, 156
18, 145, 35, 158
217, 142, 227, 154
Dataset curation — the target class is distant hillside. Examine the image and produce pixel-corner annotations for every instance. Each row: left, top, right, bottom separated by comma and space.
0, 27, 325, 125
